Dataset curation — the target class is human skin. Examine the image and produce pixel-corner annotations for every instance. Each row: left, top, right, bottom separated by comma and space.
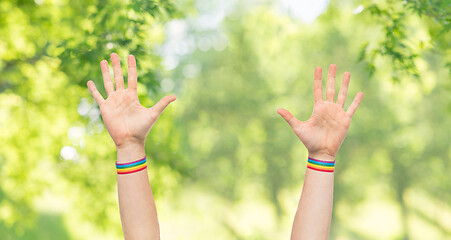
87, 54, 362, 239
277, 64, 363, 240
87, 53, 175, 240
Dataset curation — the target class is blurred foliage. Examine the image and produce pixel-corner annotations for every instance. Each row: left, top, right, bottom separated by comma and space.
359, 0, 451, 81
165, 0, 451, 239
0, 0, 450, 239
0, 0, 190, 238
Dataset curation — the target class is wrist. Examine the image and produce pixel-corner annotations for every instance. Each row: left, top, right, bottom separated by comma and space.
116, 141, 146, 164
308, 152, 335, 162
116, 140, 145, 150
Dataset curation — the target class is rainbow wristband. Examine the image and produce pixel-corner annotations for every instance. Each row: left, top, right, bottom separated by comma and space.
116, 157, 147, 175
307, 157, 335, 173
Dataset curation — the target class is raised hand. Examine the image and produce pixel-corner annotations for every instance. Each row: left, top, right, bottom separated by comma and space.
277, 64, 363, 161
87, 53, 176, 149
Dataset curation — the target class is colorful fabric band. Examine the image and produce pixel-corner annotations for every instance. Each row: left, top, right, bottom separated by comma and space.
116, 157, 147, 175
307, 157, 335, 173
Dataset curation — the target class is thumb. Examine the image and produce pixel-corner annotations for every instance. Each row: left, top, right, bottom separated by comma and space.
277, 108, 301, 130
151, 95, 176, 116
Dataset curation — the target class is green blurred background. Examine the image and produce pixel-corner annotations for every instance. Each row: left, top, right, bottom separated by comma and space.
0, 0, 450, 239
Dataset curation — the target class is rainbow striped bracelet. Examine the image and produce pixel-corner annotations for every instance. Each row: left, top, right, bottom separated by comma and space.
307, 157, 335, 173
116, 157, 147, 175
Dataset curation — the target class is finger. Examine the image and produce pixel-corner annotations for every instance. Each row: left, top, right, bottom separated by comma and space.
110, 53, 124, 90
336, 72, 350, 108
150, 95, 177, 116
100, 60, 114, 96
325, 64, 336, 102
127, 55, 138, 90
346, 92, 364, 117
313, 66, 323, 104
277, 108, 302, 130
87, 80, 105, 106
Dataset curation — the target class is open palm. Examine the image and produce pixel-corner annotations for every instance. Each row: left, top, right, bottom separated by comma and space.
278, 65, 363, 160
87, 53, 175, 148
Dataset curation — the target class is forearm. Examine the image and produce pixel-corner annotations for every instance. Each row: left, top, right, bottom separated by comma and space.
280, 64, 362, 239
117, 143, 160, 240
88, 53, 175, 239
291, 155, 335, 240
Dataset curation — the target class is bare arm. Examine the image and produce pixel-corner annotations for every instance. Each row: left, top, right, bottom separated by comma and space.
87, 53, 175, 239
278, 64, 363, 239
